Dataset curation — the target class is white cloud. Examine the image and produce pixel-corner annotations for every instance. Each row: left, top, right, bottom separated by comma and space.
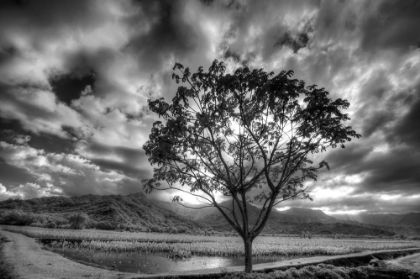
311, 186, 355, 199
0, 1, 419, 214
0, 140, 135, 196
0, 182, 61, 201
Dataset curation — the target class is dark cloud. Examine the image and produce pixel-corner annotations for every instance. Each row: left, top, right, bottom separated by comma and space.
201, 0, 244, 10
223, 49, 241, 63
361, 148, 420, 193
0, 119, 77, 154
82, 142, 152, 178
361, 0, 420, 52
391, 98, 420, 150
91, 158, 150, 179
50, 72, 96, 106
274, 32, 310, 54
0, 83, 84, 138
314, 0, 360, 41
223, 0, 318, 61
0, 157, 36, 187
30, 132, 77, 154
62, 48, 123, 98
325, 142, 420, 197
1, 86, 50, 118
325, 143, 371, 172
362, 111, 393, 138
126, 0, 199, 72
0, 0, 419, 213
0, 0, 111, 45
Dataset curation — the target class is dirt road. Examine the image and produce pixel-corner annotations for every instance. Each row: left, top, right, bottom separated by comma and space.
0, 228, 130, 279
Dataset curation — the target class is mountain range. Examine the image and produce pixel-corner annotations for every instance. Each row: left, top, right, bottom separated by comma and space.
155, 199, 398, 236
333, 212, 420, 228
1, 193, 419, 236
0, 193, 207, 233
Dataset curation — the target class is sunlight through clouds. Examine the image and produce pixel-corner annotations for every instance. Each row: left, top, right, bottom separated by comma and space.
0, 0, 419, 214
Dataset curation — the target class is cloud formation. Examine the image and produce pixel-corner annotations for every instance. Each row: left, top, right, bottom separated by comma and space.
0, 0, 419, 213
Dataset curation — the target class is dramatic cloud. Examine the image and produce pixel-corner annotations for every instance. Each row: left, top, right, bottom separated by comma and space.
0, 0, 419, 213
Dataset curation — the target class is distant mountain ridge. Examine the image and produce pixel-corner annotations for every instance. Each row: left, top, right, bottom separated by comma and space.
155, 200, 397, 236
332, 212, 420, 228
1, 193, 418, 236
280, 207, 338, 223
0, 193, 207, 233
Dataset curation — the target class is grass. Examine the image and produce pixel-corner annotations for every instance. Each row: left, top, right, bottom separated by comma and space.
0, 234, 17, 279
6, 225, 420, 258
3, 225, 215, 243
48, 237, 420, 258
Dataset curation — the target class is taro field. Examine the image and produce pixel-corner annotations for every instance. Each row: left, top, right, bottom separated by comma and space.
3, 225, 420, 258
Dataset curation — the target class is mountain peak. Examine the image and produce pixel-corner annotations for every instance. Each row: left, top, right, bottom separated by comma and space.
284, 207, 329, 217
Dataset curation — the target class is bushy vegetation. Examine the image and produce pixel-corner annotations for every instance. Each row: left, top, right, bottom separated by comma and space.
222, 264, 419, 279
0, 209, 203, 234
68, 212, 90, 229
0, 210, 68, 228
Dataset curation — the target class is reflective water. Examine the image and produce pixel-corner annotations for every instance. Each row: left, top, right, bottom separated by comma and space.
52, 248, 294, 273
41, 242, 298, 274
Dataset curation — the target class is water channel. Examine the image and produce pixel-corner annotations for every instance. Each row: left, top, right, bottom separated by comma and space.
39, 239, 301, 274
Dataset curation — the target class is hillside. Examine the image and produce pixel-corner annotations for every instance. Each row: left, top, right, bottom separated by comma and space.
0, 193, 207, 233
1, 193, 414, 236
398, 213, 420, 227
332, 212, 420, 227
156, 200, 396, 236
279, 207, 338, 223
154, 201, 337, 224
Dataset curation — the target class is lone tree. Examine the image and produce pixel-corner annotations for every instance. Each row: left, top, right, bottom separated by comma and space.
69, 212, 89, 230
143, 60, 360, 272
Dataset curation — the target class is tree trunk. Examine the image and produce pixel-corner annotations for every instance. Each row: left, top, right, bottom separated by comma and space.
244, 237, 253, 273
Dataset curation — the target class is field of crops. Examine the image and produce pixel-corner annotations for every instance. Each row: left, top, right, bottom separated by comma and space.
3, 225, 420, 258
2, 225, 215, 243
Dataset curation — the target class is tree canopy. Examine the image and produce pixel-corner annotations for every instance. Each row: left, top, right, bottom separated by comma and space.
143, 60, 360, 272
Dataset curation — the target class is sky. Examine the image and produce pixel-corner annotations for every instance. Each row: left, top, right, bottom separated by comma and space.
0, 0, 419, 214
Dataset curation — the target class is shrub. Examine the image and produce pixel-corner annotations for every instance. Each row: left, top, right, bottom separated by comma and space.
68, 212, 89, 229
0, 210, 37, 226
168, 227, 179, 234
95, 221, 117, 230
149, 224, 166, 233
177, 226, 188, 234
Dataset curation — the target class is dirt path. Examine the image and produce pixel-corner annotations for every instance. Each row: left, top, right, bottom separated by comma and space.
387, 252, 420, 274
0, 228, 131, 279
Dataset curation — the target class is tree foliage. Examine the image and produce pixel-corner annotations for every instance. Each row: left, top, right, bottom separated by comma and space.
143, 60, 360, 271
69, 212, 89, 229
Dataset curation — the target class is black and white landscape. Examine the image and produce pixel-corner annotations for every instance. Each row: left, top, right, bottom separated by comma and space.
0, 1, 420, 278
1, 0, 419, 216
